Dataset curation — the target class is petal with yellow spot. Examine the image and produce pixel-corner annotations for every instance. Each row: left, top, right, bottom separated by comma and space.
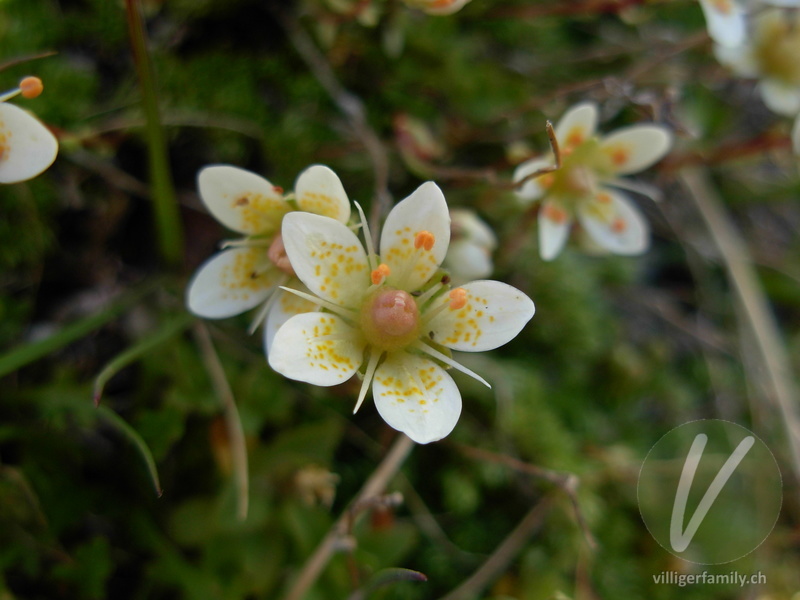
187, 247, 283, 318
380, 181, 451, 292
268, 312, 365, 386
577, 188, 649, 255
264, 281, 319, 355
372, 353, 461, 444
282, 212, 370, 309
599, 125, 672, 176
198, 165, 290, 235
426, 280, 535, 352
554, 102, 598, 150
294, 164, 351, 224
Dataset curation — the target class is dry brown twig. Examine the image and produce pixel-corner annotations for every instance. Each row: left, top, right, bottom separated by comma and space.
281, 434, 415, 600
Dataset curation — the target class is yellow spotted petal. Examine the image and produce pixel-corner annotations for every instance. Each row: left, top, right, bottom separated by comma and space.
0, 103, 58, 184
282, 212, 369, 309
380, 181, 451, 292
186, 247, 282, 318
198, 165, 290, 235
372, 353, 461, 444
294, 164, 351, 223
426, 281, 535, 352
600, 125, 672, 176
264, 282, 319, 355
555, 102, 598, 150
577, 188, 649, 255
268, 312, 365, 386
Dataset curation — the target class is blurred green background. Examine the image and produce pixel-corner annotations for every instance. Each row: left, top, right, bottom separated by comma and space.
1, 0, 799, 598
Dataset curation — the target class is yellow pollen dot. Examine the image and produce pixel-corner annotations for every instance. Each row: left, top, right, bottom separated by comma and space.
610, 147, 630, 167
543, 204, 568, 225
449, 287, 467, 310
19, 76, 43, 99
371, 263, 391, 285
414, 230, 435, 251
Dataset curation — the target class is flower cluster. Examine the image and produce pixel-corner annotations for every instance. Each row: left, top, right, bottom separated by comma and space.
268, 182, 534, 444
513, 102, 672, 261
0, 76, 58, 184
186, 164, 351, 351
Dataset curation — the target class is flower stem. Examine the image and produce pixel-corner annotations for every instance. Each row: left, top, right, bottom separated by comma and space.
124, 0, 183, 267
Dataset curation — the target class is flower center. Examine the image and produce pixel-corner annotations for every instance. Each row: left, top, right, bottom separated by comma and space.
267, 233, 295, 276
360, 288, 421, 352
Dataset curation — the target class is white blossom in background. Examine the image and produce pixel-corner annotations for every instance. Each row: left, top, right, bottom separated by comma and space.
443, 209, 497, 284
793, 114, 800, 155
513, 102, 672, 261
698, 0, 747, 47
0, 76, 58, 184
186, 164, 351, 352
268, 182, 534, 444
402, 0, 471, 15
714, 7, 800, 116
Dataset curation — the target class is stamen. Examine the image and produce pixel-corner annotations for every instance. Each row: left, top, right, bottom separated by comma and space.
220, 237, 272, 249
371, 263, 391, 285
412, 341, 491, 388
448, 288, 467, 310
353, 350, 382, 414
278, 286, 357, 322
414, 281, 446, 307
354, 201, 378, 272
248, 276, 288, 334
19, 76, 43, 99
414, 230, 435, 251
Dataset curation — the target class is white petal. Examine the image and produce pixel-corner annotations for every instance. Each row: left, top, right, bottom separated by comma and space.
759, 79, 800, 117
713, 43, 758, 77
373, 353, 461, 444
282, 211, 369, 309
264, 282, 319, 355
512, 157, 553, 204
578, 189, 649, 255
197, 165, 290, 235
450, 208, 497, 250
186, 247, 281, 318
380, 181, 451, 292
792, 114, 800, 156
294, 164, 351, 223
443, 240, 493, 282
699, 0, 746, 47
0, 103, 58, 184
600, 125, 672, 175
268, 312, 365, 386
419, 0, 471, 15
426, 280, 535, 352
555, 102, 599, 149
539, 202, 572, 261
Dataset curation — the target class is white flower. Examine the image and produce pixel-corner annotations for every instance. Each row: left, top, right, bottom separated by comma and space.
513, 102, 672, 261
714, 8, 800, 116
698, 0, 747, 47
0, 77, 58, 184
268, 183, 535, 444
186, 164, 351, 351
793, 114, 800, 155
402, 0, 471, 15
443, 209, 497, 283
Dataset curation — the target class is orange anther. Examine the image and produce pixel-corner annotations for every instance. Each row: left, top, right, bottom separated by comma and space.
19, 76, 43, 99
371, 263, 391, 285
448, 287, 467, 310
542, 204, 568, 225
414, 230, 435, 251
611, 217, 627, 233
272, 185, 284, 194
